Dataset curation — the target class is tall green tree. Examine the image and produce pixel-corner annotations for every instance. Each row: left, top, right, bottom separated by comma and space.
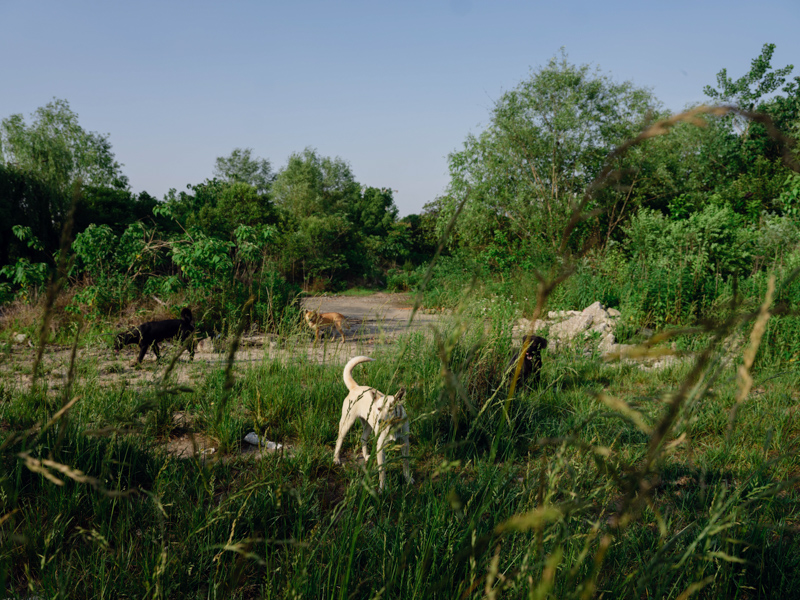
347, 186, 398, 237
162, 179, 275, 238
0, 98, 128, 195
438, 51, 658, 255
702, 43, 798, 169
271, 148, 361, 222
703, 43, 794, 113
196, 181, 276, 237
213, 147, 274, 195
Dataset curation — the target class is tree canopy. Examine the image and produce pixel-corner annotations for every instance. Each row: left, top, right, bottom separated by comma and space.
213, 147, 274, 195
271, 148, 361, 222
0, 98, 128, 194
436, 51, 659, 254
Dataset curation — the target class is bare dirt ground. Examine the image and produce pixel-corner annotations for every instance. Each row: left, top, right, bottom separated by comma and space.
2, 293, 441, 391
300, 291, 440, 349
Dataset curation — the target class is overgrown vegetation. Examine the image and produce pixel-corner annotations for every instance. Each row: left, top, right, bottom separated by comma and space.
2, 43, 800, 598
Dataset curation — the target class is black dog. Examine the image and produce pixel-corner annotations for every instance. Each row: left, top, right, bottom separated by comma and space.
114, 307, 195, 364
507, 334, 548, 388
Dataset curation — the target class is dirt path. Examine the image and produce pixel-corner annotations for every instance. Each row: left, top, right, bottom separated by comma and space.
300, 292, 439, 343
1, 293, 442, 392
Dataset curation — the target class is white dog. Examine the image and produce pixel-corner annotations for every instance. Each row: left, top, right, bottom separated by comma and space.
333, 356, 413, 490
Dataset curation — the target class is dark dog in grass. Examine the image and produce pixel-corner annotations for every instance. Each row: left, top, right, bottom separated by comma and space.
507, 334, 548, 388
114, 308, 195, 364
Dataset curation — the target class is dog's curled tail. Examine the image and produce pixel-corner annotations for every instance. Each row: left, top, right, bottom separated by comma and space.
343, 355, 374, 391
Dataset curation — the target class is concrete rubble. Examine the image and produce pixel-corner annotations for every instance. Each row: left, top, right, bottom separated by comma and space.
514, 301, 683, 371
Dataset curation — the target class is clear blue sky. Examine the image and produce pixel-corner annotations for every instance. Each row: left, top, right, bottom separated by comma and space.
2, 0, 799, 216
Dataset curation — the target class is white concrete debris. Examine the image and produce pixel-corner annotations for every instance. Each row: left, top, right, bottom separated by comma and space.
514, 302, 683, 371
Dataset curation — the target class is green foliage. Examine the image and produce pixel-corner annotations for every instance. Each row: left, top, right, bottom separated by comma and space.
0, 98, 128, 194
348, 186, 398, 237
386, 265, 419, 292
0, 226, 50, 299
171, 233, 234, 290
547, 249, 628, 313
625, 205, 754, 279
703, 43, 794, 111
10, 225, 44, 252
73, 186, 158, 235
376, 221, 413, 264
114, 222, 156, 274
250, 268, 302, 332
776, 172, 800, 219
71, 224, 117, 277
0, 163, 61, 265
196, 181, 276, 238
282, 214, 352, 284
161, 178, 277, 238
752, 212, 800, 268
213, 147, 274, 194
0, 257, 49, 297
272, 147, 360, 222
399, 212, 439, 264
232, 223, 278, 269
68, 272, 136, 317
67, 225, 146, 316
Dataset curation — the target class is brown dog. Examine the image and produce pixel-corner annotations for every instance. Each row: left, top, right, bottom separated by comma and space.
304, 309, 348, 342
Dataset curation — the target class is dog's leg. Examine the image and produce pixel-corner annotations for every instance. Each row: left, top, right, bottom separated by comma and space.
376, 431, 390, 490
153, 342, 161, 360
401, 426, 414, 484
136, 342, 148, 364
360, 422, 373, 463
336, 323, 345, 341
333, 407, 360, 465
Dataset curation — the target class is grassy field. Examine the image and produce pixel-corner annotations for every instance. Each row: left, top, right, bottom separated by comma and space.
2, 296, 799, 600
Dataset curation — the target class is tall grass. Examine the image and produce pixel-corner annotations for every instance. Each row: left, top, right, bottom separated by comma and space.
3, 319, 800, 598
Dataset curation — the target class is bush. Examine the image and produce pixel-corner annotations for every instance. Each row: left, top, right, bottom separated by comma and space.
625, 206, 755, 279
386, 267, 420, 292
